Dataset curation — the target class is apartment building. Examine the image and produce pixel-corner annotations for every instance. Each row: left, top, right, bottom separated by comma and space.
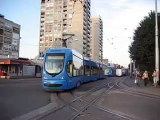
90, 16, 103, 62
39, 0, 91, 57
102, 59, 108, 65
0, 14, 20, 58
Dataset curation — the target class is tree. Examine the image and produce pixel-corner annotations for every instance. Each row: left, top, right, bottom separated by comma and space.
129, 11, 160, 73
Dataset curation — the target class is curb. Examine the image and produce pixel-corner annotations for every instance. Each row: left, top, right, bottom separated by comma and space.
0, 78, 41, 81
12, 102, 57, 120
12, 92, 59, 120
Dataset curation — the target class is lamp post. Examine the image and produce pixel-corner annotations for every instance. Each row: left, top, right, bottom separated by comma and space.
62, 33, 74, 48
68, 39, 78, 48
130, 58, 132, 78
155, 0, 159, 81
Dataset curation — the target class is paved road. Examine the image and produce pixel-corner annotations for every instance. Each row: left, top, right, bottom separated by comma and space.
33, 76, 160, 120
0, 78, 50, 120
1, 77, 160, 120
97, 77, 160, 120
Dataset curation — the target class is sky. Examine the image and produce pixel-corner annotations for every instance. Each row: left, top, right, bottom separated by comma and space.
0, 0, 160, 67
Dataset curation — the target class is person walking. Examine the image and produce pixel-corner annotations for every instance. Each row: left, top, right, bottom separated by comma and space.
135, 70, 141, 86
142, 70, 149, 87
152, 70, 158, 87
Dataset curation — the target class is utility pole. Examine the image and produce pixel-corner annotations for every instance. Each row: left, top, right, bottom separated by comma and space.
155, 0, 159, 81
130, 58, 132, 78
133, 60, 136, 73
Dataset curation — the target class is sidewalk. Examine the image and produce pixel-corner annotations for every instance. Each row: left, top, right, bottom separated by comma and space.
0, 77, 41, 81
122, 76, 160, 96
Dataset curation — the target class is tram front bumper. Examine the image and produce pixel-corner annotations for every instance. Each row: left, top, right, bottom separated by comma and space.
42, 79, 69, 90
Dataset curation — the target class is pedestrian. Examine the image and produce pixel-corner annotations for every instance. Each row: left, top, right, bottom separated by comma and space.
142, 70, 149, 87
152, 70, 158, 87
135, 70, 141, 86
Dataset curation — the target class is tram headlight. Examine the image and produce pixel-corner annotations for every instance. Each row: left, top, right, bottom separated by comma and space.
43, 80, 48, 83
43, 75, 48, 80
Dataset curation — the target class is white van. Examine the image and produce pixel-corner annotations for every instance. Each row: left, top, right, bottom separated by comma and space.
116, 69, 123, 77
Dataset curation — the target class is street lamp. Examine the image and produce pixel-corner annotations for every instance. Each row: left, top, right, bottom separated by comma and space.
130, 58, 132, 78
62, 33, 75, 48
67, 39, 78, 48
155, 0, 159, 81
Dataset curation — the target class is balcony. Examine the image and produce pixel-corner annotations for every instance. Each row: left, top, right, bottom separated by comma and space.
63, 14, 67, 20
63, 4, 67, 8
0, 36, 3, 43
63, 9, 67, 12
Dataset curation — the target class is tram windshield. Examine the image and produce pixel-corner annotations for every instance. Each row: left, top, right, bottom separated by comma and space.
44, 53, 64, 76
105, 68, 111, 75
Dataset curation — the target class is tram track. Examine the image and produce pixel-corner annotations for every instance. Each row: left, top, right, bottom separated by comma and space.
68, 84, 114, 120
67, 77, 136, 120
65, 76, 160, 120
56, 92, 79, 112
93, 105, 134, 120
38, 77, 137, 120
37, 79, 113, 120
36, 77, 149, 120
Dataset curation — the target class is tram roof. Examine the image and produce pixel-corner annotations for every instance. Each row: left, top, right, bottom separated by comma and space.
45, 48, 83, 59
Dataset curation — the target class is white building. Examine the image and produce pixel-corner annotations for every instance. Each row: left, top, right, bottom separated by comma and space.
39, 0, 91, 57
90, 16, 103, 62
0, 14, 21, 58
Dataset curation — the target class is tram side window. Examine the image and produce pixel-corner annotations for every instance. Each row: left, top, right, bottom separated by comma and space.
84, 65, 90, 76
99, 67, 103, 74
73, 55, 83, 77
91, 66, 98, 75
67, 60, 73, 77
102, 66, 106, 75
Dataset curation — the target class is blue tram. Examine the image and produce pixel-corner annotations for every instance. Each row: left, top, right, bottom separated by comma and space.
105, 66, 116, 77
42, 48, 107, 91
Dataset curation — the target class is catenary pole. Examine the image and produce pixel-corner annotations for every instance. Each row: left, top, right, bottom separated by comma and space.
155, 0, 159, 81
130, 58, 132, 78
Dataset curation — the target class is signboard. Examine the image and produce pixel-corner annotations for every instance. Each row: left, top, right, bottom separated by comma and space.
23, 66, 35, 76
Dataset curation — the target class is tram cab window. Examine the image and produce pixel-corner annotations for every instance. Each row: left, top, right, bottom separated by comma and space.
67, 60, 73, 77
44, 53, 64, 76
73, 55, 83, 77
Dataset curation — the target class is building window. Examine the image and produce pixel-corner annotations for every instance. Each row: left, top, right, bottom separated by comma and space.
0, 29, 3, 35
49, 36, 52, 41
4, 31, 12, 38
0, 43, 3, 50
12, 45, 18, 52
4, 37, 11, 44
13, 27, 20, 34
0, 36, 3, 43
40, 38, 44, 42
41, 0, 45, 3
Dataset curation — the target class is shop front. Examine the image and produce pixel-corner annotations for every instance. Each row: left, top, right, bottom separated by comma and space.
0, 58, 41, 79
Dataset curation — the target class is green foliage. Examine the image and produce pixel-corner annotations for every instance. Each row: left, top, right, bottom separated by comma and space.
129, 11, 160, 73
